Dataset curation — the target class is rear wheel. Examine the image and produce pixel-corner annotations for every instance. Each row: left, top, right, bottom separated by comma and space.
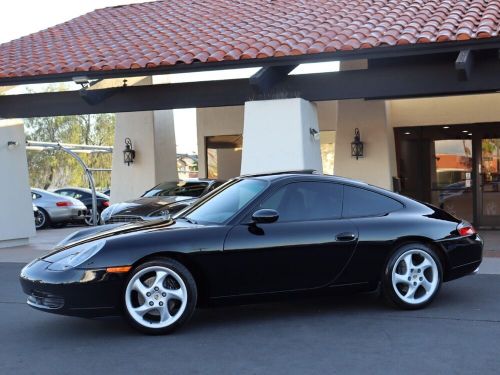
84, 209, 100, 226
123, 258, 197, 334
382, 243, 442, 309
35, 208, 49, 229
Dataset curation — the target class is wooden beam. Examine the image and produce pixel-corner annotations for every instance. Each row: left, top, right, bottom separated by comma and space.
2, 52, 500, 118
455, 50, 474, 81
249, 65, 297, 93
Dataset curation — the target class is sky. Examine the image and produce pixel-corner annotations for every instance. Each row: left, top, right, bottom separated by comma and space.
0, 1, 339, 154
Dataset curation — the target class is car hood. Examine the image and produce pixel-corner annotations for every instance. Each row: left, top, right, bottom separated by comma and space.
105, 196, 193, 217
42, 218, 198, 260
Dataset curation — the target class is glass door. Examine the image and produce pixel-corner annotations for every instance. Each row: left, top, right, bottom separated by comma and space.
478, 138, 500, 227
431, 139, 474, 223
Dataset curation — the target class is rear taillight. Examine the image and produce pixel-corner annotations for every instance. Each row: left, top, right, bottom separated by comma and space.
457, 222, 476, 236
56, 201, 73, 207
103, 201, 110, 207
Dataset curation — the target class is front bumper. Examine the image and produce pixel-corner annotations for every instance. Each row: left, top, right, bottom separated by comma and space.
20, 259, 127, 317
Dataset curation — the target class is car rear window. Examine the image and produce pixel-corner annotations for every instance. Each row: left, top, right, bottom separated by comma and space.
342, 185, 403, 218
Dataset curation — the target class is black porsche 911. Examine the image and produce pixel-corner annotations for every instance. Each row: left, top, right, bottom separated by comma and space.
20, 171, 483, 334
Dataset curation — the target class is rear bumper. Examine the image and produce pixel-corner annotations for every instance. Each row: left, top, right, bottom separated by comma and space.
19, 259, 126, 317
48, 207, 87, 223
438, 234, 483, 281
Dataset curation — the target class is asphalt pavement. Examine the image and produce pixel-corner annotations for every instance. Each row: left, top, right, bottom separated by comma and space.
0, 262, 499, 375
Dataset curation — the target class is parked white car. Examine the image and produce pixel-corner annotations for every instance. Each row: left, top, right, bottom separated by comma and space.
31, 188, 87, 229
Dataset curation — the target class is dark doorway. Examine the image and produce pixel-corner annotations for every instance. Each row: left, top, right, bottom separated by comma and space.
395, 124, 500, 228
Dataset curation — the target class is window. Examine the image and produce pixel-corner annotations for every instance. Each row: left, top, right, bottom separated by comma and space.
342, 185, 403, 218
259, 182, 343, 222
184, 179, 268, 224
142, 181, 209, 198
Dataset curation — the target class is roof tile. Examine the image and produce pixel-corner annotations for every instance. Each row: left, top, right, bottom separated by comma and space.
1, 0, 500, 80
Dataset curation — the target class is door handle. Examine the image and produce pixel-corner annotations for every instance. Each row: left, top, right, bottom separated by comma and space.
336, 232, 357, 241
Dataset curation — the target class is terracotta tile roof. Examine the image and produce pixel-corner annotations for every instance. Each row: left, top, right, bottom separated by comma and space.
1, 0, 500, 80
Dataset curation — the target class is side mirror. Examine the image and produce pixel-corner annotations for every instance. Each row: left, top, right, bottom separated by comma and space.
251, 209, 279, 224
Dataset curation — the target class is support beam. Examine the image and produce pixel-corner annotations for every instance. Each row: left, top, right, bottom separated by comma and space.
249, 65, 296, 93
455, 50, 474, 81
3, 52, 500, 118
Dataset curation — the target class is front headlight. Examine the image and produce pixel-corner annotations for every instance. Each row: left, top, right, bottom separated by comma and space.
47, 240, 106, 271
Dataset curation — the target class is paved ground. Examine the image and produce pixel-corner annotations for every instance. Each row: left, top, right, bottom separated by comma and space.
0, 262, 498, 375
1, 227, 499, 374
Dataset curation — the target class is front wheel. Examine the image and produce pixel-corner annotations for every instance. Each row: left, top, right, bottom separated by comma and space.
123, 258, 197, 334
382, 243, 443, 309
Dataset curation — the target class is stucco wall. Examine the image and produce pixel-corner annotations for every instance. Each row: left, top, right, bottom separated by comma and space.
111, 109, 177, 203
388, 93, 500, 127
0, 120, 35, 247
196, 106, 244, 178
334, 100, 396, 190
241, 98, 322, 175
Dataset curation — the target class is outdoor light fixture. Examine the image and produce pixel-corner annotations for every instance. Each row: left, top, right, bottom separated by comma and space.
123, 138, 136, 166
309, 128, 320, 141
7, 141, 19, 150
72, 76, 90, 88
351, 128, 364, 160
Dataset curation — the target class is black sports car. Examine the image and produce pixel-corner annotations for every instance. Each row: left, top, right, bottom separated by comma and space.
100, 179, 223, 224
20, 171, 483, 334
54, 187, 110, 226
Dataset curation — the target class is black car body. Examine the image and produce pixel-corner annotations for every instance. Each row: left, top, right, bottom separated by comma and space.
100, 179, 223, 224
20, 172, 483, 334
54, 188, 110, 226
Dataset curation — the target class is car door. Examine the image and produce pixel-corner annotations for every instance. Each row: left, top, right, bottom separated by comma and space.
219, 181, 358, 296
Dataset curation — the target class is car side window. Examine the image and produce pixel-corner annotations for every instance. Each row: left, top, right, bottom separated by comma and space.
342, 185, 403, 218
58, 190, 71, 196
259, 182, 343, 222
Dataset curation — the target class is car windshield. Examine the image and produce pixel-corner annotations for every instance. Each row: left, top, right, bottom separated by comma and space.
182, 178, 268, 224
142, 181, 209, 198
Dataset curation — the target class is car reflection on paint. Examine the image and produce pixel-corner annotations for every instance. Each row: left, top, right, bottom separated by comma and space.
100, 179, 224, 224
20, 171, 483, 334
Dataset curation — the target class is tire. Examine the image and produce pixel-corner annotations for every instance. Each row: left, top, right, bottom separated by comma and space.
35, 208, 49, 229
382, 243, 443, 310
123, 258, 197, 335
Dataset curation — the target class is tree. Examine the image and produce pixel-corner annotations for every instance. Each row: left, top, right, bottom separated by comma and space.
24, 96, 115, 190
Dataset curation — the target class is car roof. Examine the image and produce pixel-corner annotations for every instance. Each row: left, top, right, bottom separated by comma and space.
54, 187, 109, 198
241, 171, 368, 186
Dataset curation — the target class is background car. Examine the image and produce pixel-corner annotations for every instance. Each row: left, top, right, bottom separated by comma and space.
54, 187, 110, 226
21, 172, 482, 334
31, 188, 87, 229
100, 179, 224, 224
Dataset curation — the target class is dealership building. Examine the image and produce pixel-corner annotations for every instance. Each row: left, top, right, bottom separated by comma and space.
1, 0, 500, 247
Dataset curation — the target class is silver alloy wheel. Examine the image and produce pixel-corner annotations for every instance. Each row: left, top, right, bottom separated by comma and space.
35, 209, 46, 229
391, 249, 439, 305
125, 266, 188, 329
84, 210, 100, 226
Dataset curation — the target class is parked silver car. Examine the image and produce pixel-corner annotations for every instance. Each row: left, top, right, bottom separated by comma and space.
31, 188, 87, 229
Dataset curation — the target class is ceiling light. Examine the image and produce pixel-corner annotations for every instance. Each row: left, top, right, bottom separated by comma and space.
443, 126, 450, 129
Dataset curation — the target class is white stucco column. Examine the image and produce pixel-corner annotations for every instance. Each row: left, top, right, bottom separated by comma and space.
334, 100, 396, 190
0, 119, 35, 248
241, 98, 322, 175
110, 109, 178, 203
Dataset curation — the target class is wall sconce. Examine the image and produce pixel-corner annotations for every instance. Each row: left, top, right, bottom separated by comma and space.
7, 141, 19, 150
123, 138, 136, 166
309, 128, 320, 141
351, 128, 364, 160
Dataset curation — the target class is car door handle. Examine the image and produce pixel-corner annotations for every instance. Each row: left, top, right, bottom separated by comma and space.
336, 232, 357, 241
